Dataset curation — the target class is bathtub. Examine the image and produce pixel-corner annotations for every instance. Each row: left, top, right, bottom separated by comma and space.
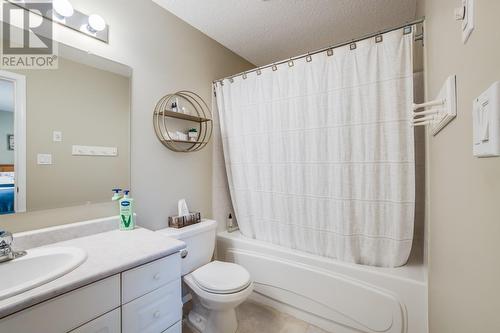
217, 231, 427, 333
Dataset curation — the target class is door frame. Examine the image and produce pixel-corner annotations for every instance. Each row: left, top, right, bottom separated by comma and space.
0, 70, 26, 213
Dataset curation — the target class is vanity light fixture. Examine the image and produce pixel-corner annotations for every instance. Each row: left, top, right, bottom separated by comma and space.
53, 0, 74, 20
87, 14, 106, 33
7, 0, 109, 43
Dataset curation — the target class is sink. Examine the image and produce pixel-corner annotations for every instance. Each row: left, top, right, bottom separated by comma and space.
0, 247, 87, 301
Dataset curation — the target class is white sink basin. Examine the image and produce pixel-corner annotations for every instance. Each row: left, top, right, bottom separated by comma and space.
0, 247, 87, 301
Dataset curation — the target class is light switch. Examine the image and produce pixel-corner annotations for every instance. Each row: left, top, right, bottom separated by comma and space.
53, 131, 62, 142
473, 100, 489, 144
479, 102, 489, 142
473, 82, 500, 157
37, 154, 53, 165
462, 0, 474, 43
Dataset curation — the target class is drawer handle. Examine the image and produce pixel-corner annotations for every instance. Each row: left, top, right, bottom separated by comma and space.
153, 273, 161, 280
153, 311, 161, 319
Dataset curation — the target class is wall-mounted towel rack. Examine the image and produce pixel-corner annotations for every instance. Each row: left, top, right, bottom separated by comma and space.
411, 75, 457, 135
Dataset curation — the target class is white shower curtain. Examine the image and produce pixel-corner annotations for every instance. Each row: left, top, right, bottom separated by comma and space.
215, 29, 415, 267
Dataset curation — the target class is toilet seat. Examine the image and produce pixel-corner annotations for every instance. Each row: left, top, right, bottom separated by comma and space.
191, 261, 251, 294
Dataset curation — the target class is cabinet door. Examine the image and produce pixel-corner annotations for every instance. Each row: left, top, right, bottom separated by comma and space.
0, 275, 120, 333
69, 308, 120, 333
122, 279, 182, 333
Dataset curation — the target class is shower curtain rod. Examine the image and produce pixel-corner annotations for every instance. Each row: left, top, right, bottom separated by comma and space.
213, 17, 425, 84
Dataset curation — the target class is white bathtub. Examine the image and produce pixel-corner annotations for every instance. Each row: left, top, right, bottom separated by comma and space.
217, 231, 427, 333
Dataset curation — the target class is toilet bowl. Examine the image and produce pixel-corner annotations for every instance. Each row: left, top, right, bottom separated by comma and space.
184, 261, 254, 333
157, 220, 253, 333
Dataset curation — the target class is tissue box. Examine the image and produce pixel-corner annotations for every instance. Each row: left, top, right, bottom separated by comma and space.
168, 212, 201, 228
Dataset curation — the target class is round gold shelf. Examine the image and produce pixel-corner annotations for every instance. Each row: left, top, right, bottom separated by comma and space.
153, 91, 213, 153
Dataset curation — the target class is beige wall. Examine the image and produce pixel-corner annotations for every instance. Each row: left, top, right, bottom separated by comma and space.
19, 57, 130, 211
0, 0, 253, 232
423, 0, 500, 332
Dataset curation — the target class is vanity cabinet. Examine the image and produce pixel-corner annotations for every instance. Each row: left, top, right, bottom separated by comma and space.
121, 255, 182, 333
69, 309, 121, 333
0, 253, 182, 333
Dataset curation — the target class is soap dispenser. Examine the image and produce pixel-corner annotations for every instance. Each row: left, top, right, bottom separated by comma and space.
111, 188, 123, 201
119, 190, 135, 230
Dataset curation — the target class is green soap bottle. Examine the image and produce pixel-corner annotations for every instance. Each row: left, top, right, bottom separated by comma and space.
119, 190, 135, 230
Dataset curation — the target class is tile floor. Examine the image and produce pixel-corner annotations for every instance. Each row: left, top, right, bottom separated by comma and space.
182, 300, 330, 333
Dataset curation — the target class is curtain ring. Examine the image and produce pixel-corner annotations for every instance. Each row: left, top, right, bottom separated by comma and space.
306, 53, 312, 62
242, 72, 247, 79
288, 58, 294, 67
350, 43, 357, 50
272, 64, 278, 71
375, 35, 383, 43
229, 78, 234, 83
326, 48, 334, 56
403, 26, 413, 35
256, 69, 262, 76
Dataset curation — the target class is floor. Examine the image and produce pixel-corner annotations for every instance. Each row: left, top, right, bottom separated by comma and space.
182, 300, 330, 333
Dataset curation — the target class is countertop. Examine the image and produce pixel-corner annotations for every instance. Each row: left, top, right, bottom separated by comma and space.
0, 228, 185, 319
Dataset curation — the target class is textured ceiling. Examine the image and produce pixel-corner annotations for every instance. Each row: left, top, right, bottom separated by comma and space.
153, 0, 418, 66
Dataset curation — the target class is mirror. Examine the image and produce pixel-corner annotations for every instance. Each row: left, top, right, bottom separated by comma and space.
0, 42, 131, 216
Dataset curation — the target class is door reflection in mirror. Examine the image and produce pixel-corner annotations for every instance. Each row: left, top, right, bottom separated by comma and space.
0, 79, 15, 215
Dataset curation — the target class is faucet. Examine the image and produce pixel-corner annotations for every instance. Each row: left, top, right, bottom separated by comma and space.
0, 229, 27, 263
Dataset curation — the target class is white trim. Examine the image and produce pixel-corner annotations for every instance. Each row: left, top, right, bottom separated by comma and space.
0, 70, 26, 213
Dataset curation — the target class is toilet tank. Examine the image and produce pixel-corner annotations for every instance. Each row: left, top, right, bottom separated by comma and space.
157, 219, 217, 275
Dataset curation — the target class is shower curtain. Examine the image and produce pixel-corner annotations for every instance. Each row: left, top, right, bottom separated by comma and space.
214, 29, 415, 267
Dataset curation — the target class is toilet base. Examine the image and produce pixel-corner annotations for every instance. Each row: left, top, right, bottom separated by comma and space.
187, 308, 238, 333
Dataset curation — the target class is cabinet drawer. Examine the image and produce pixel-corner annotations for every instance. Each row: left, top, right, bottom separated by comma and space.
70, 308, 120, 333
162, 321, 181, 333
0, 275, 120, 333
122, 254, 181, 304
122, 279, 182, 333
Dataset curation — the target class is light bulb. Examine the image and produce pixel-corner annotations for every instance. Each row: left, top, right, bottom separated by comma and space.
87, 14, 106, 33
53, 0, 74, 18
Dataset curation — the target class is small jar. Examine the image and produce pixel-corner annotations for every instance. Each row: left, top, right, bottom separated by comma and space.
188, 129, 198, 142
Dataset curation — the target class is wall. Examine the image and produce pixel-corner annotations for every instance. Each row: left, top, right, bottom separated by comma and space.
0, 111, 14, 164
422, 0, 500, 332
0, 0, 253, 232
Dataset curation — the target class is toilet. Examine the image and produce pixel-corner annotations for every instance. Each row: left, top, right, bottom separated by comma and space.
157, 219, 253, 333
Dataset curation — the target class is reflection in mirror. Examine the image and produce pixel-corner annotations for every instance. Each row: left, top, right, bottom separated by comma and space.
0, 42, 131, 216
0, 79, 15, 215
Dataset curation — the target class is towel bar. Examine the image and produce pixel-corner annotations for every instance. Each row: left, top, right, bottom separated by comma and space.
410, 75, 457, 134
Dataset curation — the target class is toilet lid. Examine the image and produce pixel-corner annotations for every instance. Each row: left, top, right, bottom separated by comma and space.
191, 261, 251, 294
